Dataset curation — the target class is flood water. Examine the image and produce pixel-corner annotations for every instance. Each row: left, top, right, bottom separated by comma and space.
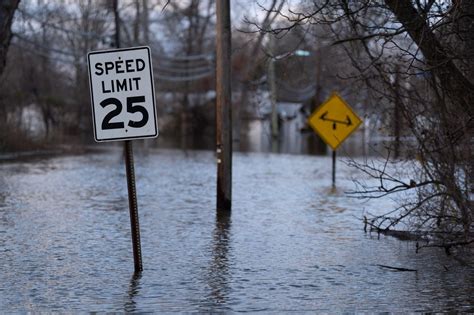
0, 148, 473, 312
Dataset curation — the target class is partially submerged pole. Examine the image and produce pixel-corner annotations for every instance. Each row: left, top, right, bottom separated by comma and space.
114, 0, 143, 272
268, 36, 278, 141
332, 150, 336, 188
215, 0, 232, 211
124, 141, 143, 272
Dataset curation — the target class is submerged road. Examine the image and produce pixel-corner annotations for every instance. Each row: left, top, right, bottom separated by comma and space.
0, 149, 473, 312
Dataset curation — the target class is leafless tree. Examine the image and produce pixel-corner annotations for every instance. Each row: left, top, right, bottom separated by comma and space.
0, 0, 21, 149
0, 0, 19, 77
248, 0, 473, 250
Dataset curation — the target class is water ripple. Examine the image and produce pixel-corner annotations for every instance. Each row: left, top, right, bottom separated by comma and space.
0, 149, 472, 312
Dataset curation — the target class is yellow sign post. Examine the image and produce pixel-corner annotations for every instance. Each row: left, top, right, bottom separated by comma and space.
308, 92, 363, 187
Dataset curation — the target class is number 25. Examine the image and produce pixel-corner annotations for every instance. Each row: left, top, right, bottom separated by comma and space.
100, 96, 149, 130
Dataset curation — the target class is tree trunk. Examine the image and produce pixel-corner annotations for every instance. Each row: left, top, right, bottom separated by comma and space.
384, 0, 474, 117
0, 0, 20, 77
133, 0, 140, 44
142, 0, 149, 44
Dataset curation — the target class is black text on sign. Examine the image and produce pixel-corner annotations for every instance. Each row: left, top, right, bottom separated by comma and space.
88, 46, 158, 142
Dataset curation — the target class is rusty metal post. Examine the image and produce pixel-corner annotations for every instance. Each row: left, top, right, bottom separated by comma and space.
215, 0, 232, 212
124, 140, 143, 272
114, 0, 143, 272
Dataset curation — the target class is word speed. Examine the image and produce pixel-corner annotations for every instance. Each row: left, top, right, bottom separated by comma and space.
88, 46, 158, 142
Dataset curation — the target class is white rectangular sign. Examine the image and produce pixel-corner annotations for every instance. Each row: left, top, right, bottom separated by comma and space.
88, 46, 158, 142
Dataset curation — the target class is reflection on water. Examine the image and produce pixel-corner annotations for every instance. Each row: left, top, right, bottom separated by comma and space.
124, 272, 142, 313
207, 210, 231, 308
0, 150, 473, 312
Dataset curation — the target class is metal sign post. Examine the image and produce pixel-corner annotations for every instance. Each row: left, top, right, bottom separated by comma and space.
87, 46, 158, 272
308, 92, 362, 187
332, 150, 336, 188
124, 140, 142, 272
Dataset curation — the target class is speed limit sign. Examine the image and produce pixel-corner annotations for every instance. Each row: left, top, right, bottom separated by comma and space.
88, 46, 158, 142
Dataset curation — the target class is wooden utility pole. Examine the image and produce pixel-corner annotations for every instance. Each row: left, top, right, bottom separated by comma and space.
215, 0, 232, 211
113, 0, 143, 273
268, 35, 278, 141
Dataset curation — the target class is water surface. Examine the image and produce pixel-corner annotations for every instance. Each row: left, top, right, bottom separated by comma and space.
0, 149, 473, 312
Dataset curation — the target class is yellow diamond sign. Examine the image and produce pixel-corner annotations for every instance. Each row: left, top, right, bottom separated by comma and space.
308, 92, 362, 150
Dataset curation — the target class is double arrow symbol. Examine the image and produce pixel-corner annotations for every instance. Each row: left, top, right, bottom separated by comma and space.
319, 111, 352, 130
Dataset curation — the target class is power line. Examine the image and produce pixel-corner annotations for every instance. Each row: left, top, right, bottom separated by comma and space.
153, 53, 215, 82
160, 53, 214, 61
153, 68, 213, 81
154, 64, 212, 74
14, 31, 215, 82
13, 35, 216, 81
157, 59, 213, 69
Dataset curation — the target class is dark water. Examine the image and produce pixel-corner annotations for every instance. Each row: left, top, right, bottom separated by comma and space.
0, 149, 473, 312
